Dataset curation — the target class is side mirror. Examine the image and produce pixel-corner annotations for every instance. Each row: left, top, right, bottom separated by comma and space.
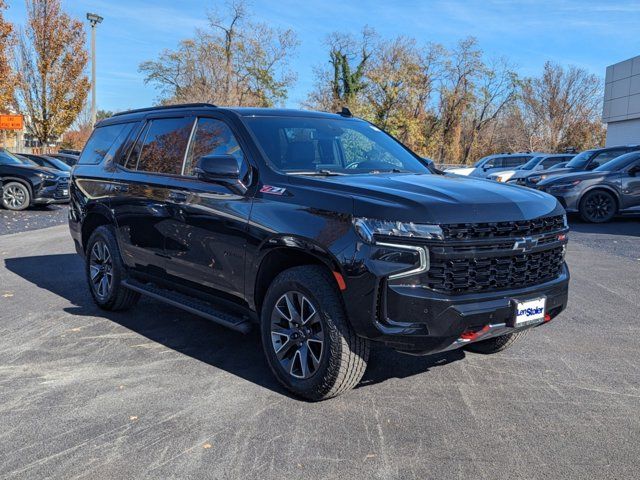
628, 165, 640, 176
194, 154, 240, 181
193, 154, 248, 192
586, 162, 598, 170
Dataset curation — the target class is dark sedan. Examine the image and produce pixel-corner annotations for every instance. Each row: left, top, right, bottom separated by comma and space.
537, 151, 640, 223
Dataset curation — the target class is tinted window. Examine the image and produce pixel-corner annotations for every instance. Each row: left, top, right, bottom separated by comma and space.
80, 123, 130, 165
483, 157, 502, 168
503, 156, 529, 168
589, 149, 627, 169
184, 118, 243, 176
541, 156, 566, 168
135, 117, 194, 175
245, 117, 429, 175
594, 152, 640, 172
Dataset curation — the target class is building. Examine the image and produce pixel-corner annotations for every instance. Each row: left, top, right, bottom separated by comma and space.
603, 55, 640, 146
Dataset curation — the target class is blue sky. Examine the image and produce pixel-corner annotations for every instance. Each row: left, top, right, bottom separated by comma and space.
6, 0, 640, 112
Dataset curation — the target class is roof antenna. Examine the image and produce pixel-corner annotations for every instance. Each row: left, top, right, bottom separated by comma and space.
337, 106, 353, 117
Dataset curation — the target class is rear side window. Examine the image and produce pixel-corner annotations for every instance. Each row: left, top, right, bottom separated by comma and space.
184, 118, 244, 176
79, 123, 131, 165
134, 117, 194, 175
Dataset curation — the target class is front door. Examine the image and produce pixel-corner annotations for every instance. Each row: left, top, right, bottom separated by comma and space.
620, 159, 640, 211
162, 116, 254, 300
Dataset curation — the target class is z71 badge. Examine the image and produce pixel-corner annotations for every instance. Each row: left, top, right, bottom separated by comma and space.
260, 185, 287, 195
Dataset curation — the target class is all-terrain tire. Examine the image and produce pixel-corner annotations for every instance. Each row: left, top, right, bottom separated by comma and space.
260, 265, 369, 401
465, 330, 529, 354
85, 225, 140, 311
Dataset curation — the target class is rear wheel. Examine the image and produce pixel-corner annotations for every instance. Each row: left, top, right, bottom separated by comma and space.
465, 330, 529, 354
579, 190, 616, 223
261, 265, 369, 401
2, 182, 31, 211
85, 225, 140, 311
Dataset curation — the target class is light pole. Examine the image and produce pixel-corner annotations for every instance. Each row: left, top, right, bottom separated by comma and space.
86, 13, 103, 127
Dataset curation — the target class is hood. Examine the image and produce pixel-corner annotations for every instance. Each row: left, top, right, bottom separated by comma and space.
528, 167, 576, 179
445, 167, 474, 176
287, 173, 562, 224
538, 170, 607, 186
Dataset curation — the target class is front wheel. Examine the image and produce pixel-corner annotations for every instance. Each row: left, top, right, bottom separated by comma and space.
261, 265, 369, 401
579, 190, 616, 223
2, 182, 31, 210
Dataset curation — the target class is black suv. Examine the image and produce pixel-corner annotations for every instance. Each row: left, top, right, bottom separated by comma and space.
69, 104, 570, 400
525, 145, 640, 188
1, 149, 70, 210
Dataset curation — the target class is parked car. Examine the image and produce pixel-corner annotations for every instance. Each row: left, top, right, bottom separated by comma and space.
488, 153, 576, 184
525, 145, 640, 188
0, 149, 70, 210
70, 104, 569, 400
17, 153, 72, 173
49, 152, 80, 166
537, 151, 640, 223
446, 152, 545, 178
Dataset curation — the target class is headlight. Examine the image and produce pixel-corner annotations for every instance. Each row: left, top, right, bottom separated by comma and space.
353, 217, 444, 243
36, 172, 56, 180
529, 175, 547, 184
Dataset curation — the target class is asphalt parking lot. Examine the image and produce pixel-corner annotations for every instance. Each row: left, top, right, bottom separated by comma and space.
1, 211, 639, 479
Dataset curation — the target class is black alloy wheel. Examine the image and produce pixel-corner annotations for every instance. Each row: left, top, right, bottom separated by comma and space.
580, 190, 616, 223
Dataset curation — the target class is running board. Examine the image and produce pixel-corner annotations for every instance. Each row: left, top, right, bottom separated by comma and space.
122, 279, 252, 334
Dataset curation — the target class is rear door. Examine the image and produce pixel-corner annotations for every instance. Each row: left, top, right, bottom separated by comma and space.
110, 115, 195, 278
162, 114, 254, 299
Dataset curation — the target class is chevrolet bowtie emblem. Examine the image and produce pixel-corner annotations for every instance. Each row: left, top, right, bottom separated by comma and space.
513, 236, 539, 252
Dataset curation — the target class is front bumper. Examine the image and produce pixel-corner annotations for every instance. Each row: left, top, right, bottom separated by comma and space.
378, 265, 569, 354
536, 187, 581, 212
342, 241, 569, 356
33, 180, 70, 204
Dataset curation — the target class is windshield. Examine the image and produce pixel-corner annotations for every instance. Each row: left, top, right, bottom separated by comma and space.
16, 155, 39, 166
565, 150, 594, 169
244, 116, 430, 175
594, 152, 640, 172
43, 156, 72, 171
0, 149, 24, 166
519, 156, 542, 170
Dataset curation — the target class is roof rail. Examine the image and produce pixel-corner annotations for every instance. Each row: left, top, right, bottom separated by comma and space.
112, 103, 218, 117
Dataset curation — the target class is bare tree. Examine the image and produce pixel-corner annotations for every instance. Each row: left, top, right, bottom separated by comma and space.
518, 61, 603, 151
15, 0, 89, 148
140, 0, 298, 107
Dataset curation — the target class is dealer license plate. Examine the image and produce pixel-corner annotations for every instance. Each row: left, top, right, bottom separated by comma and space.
515, 297, 546, 325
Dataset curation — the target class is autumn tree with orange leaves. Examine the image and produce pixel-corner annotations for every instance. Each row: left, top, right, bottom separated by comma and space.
15, 0, 90, 147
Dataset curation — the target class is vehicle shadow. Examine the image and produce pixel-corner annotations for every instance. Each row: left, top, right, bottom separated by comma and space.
568, 213, 640, 237
4, 253, 464, 399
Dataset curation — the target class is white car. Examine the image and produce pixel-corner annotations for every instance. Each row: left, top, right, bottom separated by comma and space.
445, 166, 475, 176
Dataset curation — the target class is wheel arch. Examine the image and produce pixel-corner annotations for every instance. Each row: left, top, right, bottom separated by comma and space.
1, 176, 34, 198
81, 206, 117, 254
578, 185, 621, 213
251, 237, 346, 312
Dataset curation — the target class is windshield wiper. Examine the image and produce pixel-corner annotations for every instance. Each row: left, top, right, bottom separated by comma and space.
287, 170, 346, 176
